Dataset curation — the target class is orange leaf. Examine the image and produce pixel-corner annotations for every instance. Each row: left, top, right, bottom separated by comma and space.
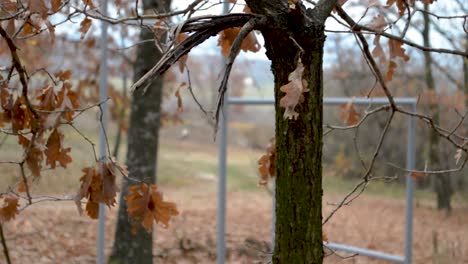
339, 100, 360, 126
410, 171, 425, 180
79, 18, 92, 39
0, 195, 19, 223
45, 129, 72, 169
126, 183, 179, 232
279, 59, 309, 120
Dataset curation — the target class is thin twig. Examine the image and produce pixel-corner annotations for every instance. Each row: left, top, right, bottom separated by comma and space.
0, 222, 12, 264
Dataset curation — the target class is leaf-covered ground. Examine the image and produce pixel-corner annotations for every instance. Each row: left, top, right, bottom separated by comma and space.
2, 186, 467, 264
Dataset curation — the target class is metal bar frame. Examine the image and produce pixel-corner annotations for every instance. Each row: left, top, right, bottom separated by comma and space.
217, 97, 416, 264
97, 0, 109, 263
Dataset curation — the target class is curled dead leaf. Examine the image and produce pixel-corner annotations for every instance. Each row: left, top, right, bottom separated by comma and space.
339, 100, 360, 126
258, 139, 275, 186
279, 59, 309, 120
125, 183, 179, 232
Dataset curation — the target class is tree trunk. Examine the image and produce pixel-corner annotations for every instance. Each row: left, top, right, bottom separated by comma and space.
422, 3, 452, 212
246, 1, 334, 262
109, 1, 171, 263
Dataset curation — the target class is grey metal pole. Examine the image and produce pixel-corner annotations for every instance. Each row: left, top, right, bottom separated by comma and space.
217, 3, 230, 264
404, 103, 416, 264
97, 0, 108, 263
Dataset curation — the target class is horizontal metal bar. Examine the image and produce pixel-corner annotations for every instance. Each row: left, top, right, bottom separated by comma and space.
227, 97, 417, 105
325, 242, 405, 263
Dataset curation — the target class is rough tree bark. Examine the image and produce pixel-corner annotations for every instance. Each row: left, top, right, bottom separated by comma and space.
108, 0, 171, 263
246, 1, 336, 263
422, 3, 452, 212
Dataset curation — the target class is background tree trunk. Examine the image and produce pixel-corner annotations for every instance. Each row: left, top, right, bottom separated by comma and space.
109, 0, 171, 263
422, 3, 452, 212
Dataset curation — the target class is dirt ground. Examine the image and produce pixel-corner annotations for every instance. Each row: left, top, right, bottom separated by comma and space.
1, 186, 467, 264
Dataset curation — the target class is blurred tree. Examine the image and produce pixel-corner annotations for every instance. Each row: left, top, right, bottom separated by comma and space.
108, 0, 171, 263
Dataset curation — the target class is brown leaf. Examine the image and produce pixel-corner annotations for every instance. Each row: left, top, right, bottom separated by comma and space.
126, 183, 179, 232
410, 171, 425, 180
279, 59, 309, 120
0, 195, 19, 223
55, 70, 72, 81
386, 0, 408, 17
388, 39, 409, 62
371, 35, 385, 63
17, 180, 27, 193
339, 100, 360, 126
27, 0, 48, 19
79, 18, 92, 39
82, 0, 94, 8
385, 60, 397, 82
174, 82, 186, 112
75, 161, 119, 219
51, 0, 62, 12
18, 135, 44, 177
217, 27, 260, 57
57, 82, 80, 122
45, 129, 72, 169
258, 139, 275, 186
11, 97, 32, 133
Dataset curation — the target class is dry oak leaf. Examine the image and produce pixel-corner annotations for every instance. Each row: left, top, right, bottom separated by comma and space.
57, 82, 80, 122
339, 100, 360, 126
79, 18, 92, 39
258, 139, 276, 186
0, 195, 19, 223
27, 0, 48, 19
279, 59, 309, 120
45, 128, 72, 169
18, 135, 44, 177
174, 82, 186, 112
217, 27, 260, 57
389, 39, 409, 62
75, 162, 119, 219
126, 183, 179, 232
11, 96, 33, 133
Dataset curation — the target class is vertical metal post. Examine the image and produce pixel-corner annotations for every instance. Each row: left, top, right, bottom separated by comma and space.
404, 103, 416, 264
97, 0, 108, 263
217, 3, 230, 264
